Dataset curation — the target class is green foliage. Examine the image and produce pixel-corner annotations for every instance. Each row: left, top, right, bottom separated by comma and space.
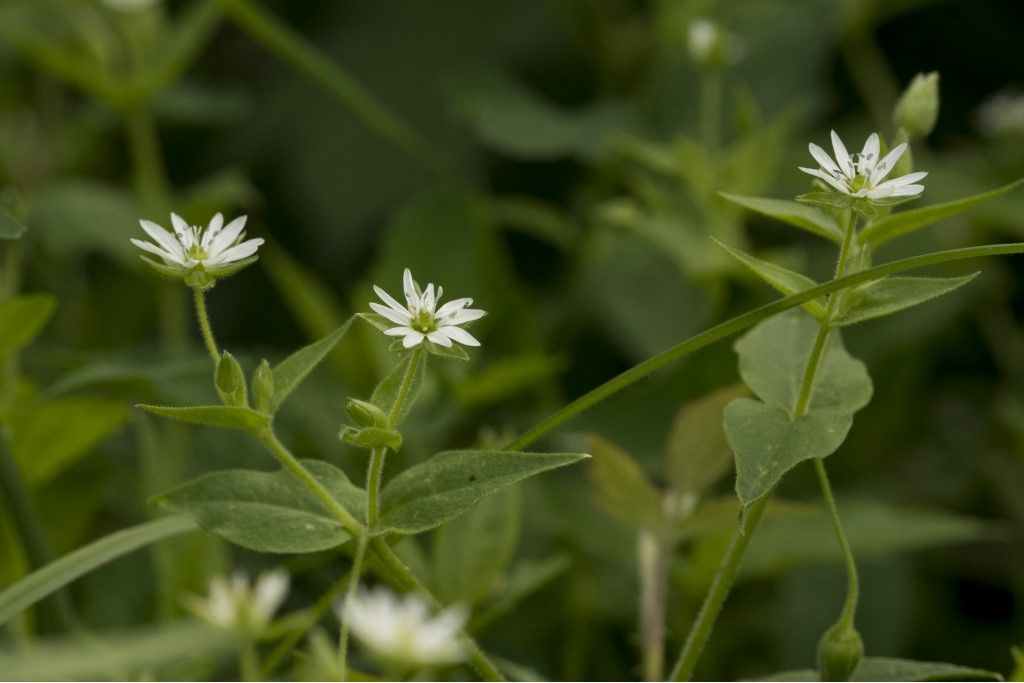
859, 178, 1024, 246
251, 359, 275, 413
370, 349, 426, 426
269, 318, 353, 413
894, 72, 940, 140
714, 239, 826, 318
138, 404, 270, 431
719, 192, 843, 243
0, 202, 27, 239
725, 311, 872, 507
154, 461, 365, 553
432, 487, 521, 605
765, 657, 1002, 681
587, 435, 663, 528
835, 274, 978, 326
377, 450, 589, 535
0, 293, 56, 357
666, 384, 748, 496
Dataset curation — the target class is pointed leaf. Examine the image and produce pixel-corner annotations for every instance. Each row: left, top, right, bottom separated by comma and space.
138, 404, 269, 431
0, 203, 27, 239
371, 350, 426, 426
154, 461, 365, 553
852, 657, 1002, 681
835, 274, 978, 326
714, 240, 826, 318
860, 178, 1024, 246
270, 318, 353, 412
666, 384, 749, 495
0, 293, 57, 357
378, 450, 589, 535
719, 192, 843, 243
587, 435, 663, 528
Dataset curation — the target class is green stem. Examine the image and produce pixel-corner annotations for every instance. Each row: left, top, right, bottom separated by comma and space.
813, 459, 859, 625
192, 288, 220, 364
215, 0, 449, 175
388, 346, 423, 426
365, 448, 386, 530
338, 534, 369, 681
240, 639, 260, 681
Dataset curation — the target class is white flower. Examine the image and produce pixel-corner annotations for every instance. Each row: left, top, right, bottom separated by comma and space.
800, 130, 927, 200
341, 587, 467, 669
102, 0, 160, 11
975, 89, 1024, 138
370, 268, 486, 349
688, 19, 720, 63
187, 570, 289, 633
131, 212, 263, 287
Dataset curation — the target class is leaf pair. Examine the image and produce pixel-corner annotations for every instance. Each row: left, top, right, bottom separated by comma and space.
155, 450, 588, 553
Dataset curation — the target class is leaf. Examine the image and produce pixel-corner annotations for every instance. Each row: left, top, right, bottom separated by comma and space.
0, 202, 27, 239
714, 239, 826, 318
454, 352, 566, 409
154, 461, 365, 554
725, 311, 873, 506
719, 192, 843, 243
12, 397, 129, 486
270, 318, 353, 413
30, 181, 142, 265
834, 274, 978, 326
0, 516, 196, 627
137, 404, 269, 431
370, 350, 426, 426
432, 487, 521, 605
470, 555, 571, 630
587, 435, 663, 528
666, 384, 748, 496
850, 658, 1002, 682
378, 450, 589, 535
0, 293, 57, 357
860, 177, 1024, 246
0, 621, 234, 680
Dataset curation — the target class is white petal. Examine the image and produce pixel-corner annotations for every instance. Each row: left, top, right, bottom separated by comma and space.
373, 285, 409, 315
860, 133, 880, 168
370, 302, 412, 325
403, 268, 418, 308
402, 331, 425, 348
441, 308, 486, 326
808, 143, 839, 174
434, 297, 472, 319
208, 215, 248, 257
421, 283, 436, 314
799, 167, 850, 194
130, 238, 183, 265
888, 184, 924, 197
201, 212, 225, 248
207, 238, 262, 265
427, 330, 453, 346
384, 326, 414, 337
869, 142, 907, 185
438, 326, 480, 346
139, 220, 186, 259
873, 171, 928, 189
830, 130, 854, 178
170, 212, 190, 237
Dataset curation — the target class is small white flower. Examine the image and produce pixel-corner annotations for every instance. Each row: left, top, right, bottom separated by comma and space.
131, 212, 264, 287
187, 570, 289, 633
800, 130, 927, 200
102, 0, 160, 11
341, 587, 467, 669
370, 268, 486, 350
975, 89, 1024, 138
688, 19, 720, 63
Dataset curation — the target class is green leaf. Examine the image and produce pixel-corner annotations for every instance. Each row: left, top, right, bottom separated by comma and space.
725, 311, 872, 506
0, 293, 57, 357
0, 516, 197, 627
12, 397, 129, 486
860, 178, 1024, 246
666, 384, 748, 496
454, 352, 566, 409
719, 192, 843, 243
30, 181, 142, 265
426, 340, 471, 361
714, 240, 826, 319
850, 658, 1002, 682
269, 318, 353, 413
0, 621, 234, 680
154, 461, 365, 553
378, 450, 589, 535
835, 274, 978, 326
0, 202, 27, 239
371, 350, 426, 426
432, 487, 520, 605
470, 555, 571, 630
138, 404, 269, 431
587, 435, 663, 528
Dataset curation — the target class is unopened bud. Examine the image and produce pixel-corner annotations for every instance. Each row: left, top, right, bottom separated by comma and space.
346, 398, 390, 429
215, 352, 248, 408
252, 359, 275, 413
818, 621, 863, 682
894, 72, 939, 139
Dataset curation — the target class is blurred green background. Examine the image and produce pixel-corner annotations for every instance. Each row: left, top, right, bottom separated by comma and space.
1, 0, 1023, 679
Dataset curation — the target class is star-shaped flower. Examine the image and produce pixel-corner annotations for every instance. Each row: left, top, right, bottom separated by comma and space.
369, 268, 486, 350
186, 570, 289, 635
800, 131, 926, 200
131, 212, 263, 289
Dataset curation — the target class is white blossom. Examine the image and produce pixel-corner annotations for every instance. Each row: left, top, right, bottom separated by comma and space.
101, 0, 160, 11
131, 212, 263, 287
187, 570, 289, 633
341, 587, 466, 669
370, 268, 486, 350
800, 130, 926, 200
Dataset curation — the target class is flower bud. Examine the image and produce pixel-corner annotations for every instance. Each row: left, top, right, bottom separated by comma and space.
894, 72, 939, 140
252, 359, 275, 414
215, 352, 248, 408
817, 621, 863, 682
346, 398, 390, 429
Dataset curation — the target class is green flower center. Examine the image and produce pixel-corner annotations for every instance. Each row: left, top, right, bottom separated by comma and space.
187, 244, 208, 261
411, 310, 437, 333
849, 174, 870, 193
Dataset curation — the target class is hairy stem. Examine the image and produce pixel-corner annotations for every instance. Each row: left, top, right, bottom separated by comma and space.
814, 459, 859, 625
192, 288, 220, 364
365, 448, 386, 530
638, 530, 669, 681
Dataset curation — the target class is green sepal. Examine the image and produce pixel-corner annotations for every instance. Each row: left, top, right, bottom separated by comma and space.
339, 425, 403, 451
137, 404, 269, 432
345, 398, 390, 429
251, 360, 275, 413
426, 341, 471, 361
358, 311, 393, 334
215, 352, 248, 408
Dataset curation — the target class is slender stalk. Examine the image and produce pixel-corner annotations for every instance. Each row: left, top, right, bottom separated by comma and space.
365, 448, 386, 530
215, 0, 449, 175
192, 288, 220, 364
338, 534, 369, 681
388, 346, 423, 425
638, 530, 669, 681
813, 459, 859, 625
240, 640, 260, 681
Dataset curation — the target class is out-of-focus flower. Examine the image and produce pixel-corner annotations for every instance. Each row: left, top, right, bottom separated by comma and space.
800, 131, 926, 200
187, 570, 289, 634
131, 212, 263, 289
370, 268, 485, 349
975, 89, 1024, 138
340, 586, 466, 669
687, 18, 744, 68
101, 0, 160, 12
894, 72, 940, 139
